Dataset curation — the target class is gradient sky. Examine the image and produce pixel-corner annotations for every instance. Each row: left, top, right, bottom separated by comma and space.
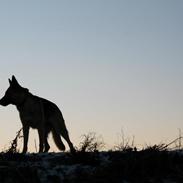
0, 0, 183, 152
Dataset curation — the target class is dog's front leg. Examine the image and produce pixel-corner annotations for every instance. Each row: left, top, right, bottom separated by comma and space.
22, 125, 29, 153
38, 127, 45, 153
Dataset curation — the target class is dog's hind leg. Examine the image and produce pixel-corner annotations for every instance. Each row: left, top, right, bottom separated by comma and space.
38, 127, 46, 153
60, 129, 76, 154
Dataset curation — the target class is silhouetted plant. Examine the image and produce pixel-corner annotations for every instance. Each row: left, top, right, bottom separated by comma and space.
143, 143, 167, 152
6, 128, 23, 153
169, 136, 183, 150
114, 129, 137, 152
143, 136, 183, 152
78, 132, 105, 152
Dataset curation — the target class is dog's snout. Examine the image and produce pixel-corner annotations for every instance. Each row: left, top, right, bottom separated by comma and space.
0, 95, 10, 106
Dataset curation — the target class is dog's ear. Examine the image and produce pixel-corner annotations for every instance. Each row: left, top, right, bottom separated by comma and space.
8, 78, 12, 86
11, 75, 20, 87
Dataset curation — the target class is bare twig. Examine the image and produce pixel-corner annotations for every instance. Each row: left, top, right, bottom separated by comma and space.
6, 128, 23, 153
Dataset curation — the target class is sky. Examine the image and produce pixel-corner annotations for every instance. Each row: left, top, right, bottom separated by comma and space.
0, 0, 183, 152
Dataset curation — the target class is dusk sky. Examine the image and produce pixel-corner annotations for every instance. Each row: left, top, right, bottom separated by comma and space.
0, 0, 183, 152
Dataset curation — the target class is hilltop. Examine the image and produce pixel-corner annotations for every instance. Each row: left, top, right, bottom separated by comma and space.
0, 148, 183, 183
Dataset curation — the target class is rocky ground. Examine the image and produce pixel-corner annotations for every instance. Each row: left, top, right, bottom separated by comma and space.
0, 148, 183, 183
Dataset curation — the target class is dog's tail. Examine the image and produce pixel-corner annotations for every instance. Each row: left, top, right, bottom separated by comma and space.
52, 129, 66, 151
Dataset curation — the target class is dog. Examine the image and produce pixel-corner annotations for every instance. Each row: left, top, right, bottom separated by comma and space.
0, 76, 75, 153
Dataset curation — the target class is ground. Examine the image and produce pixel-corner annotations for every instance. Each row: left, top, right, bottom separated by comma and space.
0, 149, 183, 183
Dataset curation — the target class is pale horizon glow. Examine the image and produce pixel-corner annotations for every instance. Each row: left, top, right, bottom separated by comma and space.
0, 0, 183, 152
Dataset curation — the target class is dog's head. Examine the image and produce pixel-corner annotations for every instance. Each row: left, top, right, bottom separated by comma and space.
0, 76, 29, 106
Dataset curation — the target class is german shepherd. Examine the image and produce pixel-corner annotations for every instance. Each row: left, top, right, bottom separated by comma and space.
0, 76, 75, 153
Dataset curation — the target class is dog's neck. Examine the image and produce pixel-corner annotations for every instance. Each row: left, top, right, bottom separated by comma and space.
16, 92, 31, 109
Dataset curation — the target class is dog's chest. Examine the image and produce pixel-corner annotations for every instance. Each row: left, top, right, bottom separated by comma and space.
18, 101, 43, 128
